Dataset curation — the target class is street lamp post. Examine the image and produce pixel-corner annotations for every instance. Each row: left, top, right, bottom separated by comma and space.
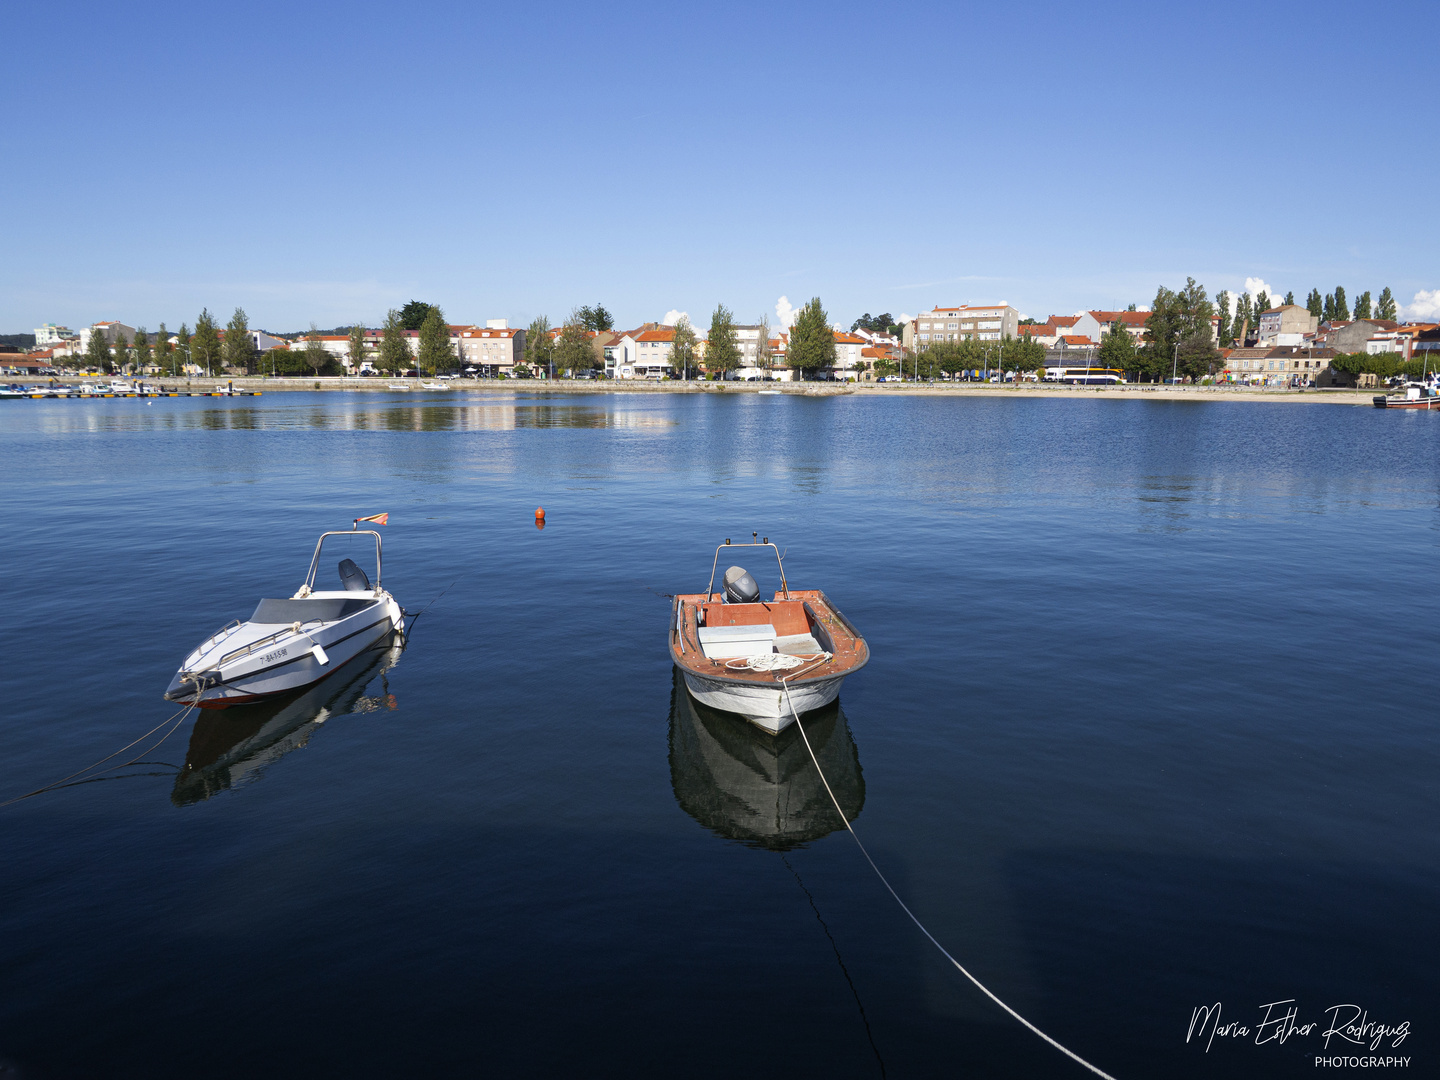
1172, 340, 1180, 384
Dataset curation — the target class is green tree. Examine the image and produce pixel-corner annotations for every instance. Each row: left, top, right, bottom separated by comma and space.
1255, 289, 1271, 318
787, 297, 836, 378
754, 313, 773, 374
177, 323, 191, 374
524, 315, 554, 372
1098, 320, 1136, 370
578, 304, 614, 331
1235, 293, 1253, 343
1142, 277, 1217, 380
1354, 291, 1372, 321
191, 309, 222, 375
1377, 287, 1397, 321
670, 317, 698, 380
1306, 288, 1323, 320
348, 324, 367, 372
1323, 293, 1335, 322
1216, 290, 1233, 346
399, 300, 438, 331
134, 327, 152, 372
417, 306, 455, 375
1284, 291, 1295, 306
1003, 336, 1046, 374
155, 322, 172, 376
378, 309, 410, 373
705, 303, 741, 376
223, 308, 254, 373
1334, 286, 1349, 321
553, 310, 594, 376
303, 323, 329, 375
851, 311, 896, 334
84, 326, 113, 372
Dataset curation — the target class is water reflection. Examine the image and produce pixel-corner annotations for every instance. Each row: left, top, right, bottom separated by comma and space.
172, 636, 403, 806
31, 398, 676, 435
668, 671, 864, 849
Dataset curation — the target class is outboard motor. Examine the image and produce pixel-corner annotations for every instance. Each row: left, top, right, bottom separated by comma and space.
338, 558, 371, 592
722, 566, 759, 604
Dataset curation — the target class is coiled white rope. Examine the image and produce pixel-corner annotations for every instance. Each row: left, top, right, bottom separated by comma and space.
779, 679, 1118, 1080
725, 652, 831, 672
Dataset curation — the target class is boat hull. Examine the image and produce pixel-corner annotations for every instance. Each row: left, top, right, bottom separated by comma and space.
679, 666, 847, 734
167, 600, 402, 708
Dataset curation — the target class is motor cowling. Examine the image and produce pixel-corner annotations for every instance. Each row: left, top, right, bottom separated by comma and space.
339, 558, 371, 592
722, 566, 759, 604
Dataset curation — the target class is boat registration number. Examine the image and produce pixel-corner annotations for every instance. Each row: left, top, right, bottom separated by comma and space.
262, 647, 289, 663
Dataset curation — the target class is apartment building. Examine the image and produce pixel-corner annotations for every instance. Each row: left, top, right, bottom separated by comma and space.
831, 330, 867, 377
457, 323, 524, 374
1257, 305, 1319, 346
611, 325, 677, 379
904, 304, 1020, 349
77, 321, 136, 353
34, 323, 76, 346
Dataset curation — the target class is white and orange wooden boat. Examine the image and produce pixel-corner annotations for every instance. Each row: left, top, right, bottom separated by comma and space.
669, 538, 869, 734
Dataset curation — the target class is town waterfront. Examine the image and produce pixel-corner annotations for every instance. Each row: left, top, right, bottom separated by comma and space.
2, 392, 1437, 1078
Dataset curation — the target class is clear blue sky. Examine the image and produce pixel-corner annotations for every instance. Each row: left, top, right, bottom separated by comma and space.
4, 0, 1437, 335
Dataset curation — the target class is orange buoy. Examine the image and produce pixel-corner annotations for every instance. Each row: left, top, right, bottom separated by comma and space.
535, 507, 546, 520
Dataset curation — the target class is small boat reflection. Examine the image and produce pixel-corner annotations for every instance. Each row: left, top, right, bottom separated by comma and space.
668, 670, 864, 850
172, 635, 403, 806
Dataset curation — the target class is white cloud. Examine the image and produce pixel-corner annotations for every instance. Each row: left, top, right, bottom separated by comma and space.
897, 312, 913, 324
1402, 289, 1440, 321
662, 309, 691, 327
1243, 276, 1278, 301
775, 296, 796, 328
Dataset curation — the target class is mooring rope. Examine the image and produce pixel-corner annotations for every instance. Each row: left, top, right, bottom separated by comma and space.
778, 679, 1118, 1080
0, 676, 208, 809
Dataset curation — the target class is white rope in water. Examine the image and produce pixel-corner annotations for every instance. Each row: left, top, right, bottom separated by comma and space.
778, 680, 1118, 1080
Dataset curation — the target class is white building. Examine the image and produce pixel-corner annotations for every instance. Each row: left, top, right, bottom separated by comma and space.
1257, 305, 1319, 346
1069, 310, 1149, 345
77, 321, 136, 354
830, 330, 868, 378
904, 304, 1020, 349
457, 324, 524, 374
35, 324, 76, 346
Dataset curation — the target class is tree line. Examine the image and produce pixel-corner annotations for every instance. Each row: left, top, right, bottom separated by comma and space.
1213, 285, 1398, 348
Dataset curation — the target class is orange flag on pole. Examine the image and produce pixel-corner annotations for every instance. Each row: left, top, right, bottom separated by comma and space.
354, 513, 389, 526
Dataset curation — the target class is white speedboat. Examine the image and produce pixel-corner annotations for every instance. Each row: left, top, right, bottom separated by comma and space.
388, 382, 411, 391
670, 538, 869, 734
165, 529, 404, 708
419, 381, 447, 391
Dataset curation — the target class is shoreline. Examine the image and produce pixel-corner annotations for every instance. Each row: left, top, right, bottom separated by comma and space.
6, 374, 1383, 406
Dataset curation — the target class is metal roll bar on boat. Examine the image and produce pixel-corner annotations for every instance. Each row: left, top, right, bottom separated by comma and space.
703, 533, 788, 599
302, 530, 383, 594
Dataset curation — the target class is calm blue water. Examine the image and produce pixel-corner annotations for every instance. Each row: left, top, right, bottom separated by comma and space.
1, 391, 1436, 1078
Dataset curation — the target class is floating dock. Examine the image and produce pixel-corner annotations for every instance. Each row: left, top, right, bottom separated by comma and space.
1, 390, 263, 399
